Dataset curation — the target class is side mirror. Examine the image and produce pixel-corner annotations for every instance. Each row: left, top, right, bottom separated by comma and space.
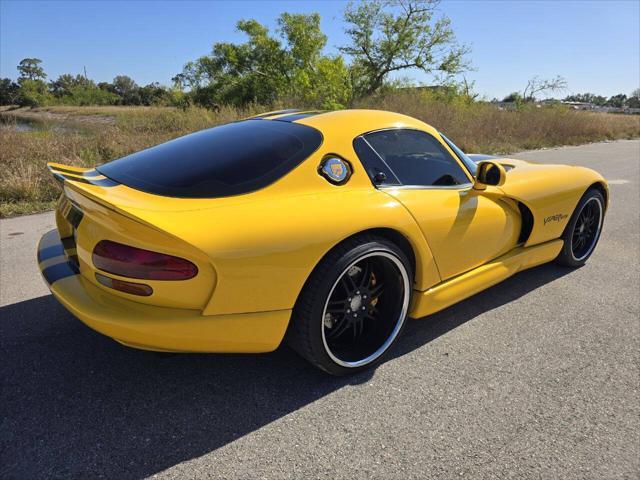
474, 161, 507, 190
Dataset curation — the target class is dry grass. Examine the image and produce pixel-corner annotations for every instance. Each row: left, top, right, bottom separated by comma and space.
1, 96, 639, 217
355, 91, 640, 152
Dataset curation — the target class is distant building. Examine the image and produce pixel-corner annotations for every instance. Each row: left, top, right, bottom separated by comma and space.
559, 101, 595, 110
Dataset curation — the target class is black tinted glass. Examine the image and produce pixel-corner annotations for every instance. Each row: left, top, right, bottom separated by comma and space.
439, 132, 478, 176
353, 137, 401, 186
97, 119, 323, 198
363, 129, 469, 186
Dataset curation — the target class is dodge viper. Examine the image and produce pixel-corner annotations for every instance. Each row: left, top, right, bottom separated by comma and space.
38, 109, 608, 375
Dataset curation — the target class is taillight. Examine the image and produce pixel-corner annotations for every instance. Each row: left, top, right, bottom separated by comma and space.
95, 273, 153, 296
92, 240, 198, 280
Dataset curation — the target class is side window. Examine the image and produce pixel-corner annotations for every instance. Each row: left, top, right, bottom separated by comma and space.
363, 129, 470, 187
353, 136, 401, 186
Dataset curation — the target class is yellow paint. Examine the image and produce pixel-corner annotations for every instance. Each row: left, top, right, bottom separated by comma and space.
410, 239, 564, 318
39, 110, 607, 353
50, 273, 290, 353
383, 186, 521, 280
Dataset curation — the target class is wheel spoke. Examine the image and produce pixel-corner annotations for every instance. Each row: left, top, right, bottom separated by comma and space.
327, 317, 351, 340
326, 307, 345, 315
359, 261, 371, 288
352, 318, 364, 341
371, 283, 384, 297
572, 235, 579, 247
364, 312, 377, 323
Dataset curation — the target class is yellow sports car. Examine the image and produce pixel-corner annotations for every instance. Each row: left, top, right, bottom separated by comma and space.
38, 109, 608, 375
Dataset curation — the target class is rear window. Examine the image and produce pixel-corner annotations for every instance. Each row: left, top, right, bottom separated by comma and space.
97, 119, 323, 198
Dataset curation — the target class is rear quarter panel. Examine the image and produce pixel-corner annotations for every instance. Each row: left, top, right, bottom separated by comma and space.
142, 188, 440, 315
63, 185, 217, 310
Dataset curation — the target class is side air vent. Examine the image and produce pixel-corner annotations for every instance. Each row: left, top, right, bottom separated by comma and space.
518, 202, 534, 244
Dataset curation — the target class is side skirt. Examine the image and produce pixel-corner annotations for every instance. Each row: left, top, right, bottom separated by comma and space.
409, 239, 563, 319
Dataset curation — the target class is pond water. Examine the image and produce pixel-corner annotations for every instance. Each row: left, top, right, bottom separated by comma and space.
0, 115, 87, 134
0, 115, 43, 132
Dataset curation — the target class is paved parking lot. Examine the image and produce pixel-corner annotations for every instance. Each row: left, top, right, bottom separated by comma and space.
1, 140, 638, 479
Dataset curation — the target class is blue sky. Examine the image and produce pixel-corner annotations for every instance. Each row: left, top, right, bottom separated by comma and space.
1, 0, 638, 99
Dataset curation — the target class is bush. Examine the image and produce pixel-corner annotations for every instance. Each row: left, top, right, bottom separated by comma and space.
17, 79, 53, 107
57, 86, 119, 106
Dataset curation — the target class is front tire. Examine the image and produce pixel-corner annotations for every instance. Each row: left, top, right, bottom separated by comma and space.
556, 188, 605, 267
288, 235, 412, 376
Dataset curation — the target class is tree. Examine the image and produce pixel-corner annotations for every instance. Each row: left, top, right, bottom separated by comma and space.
626, 88, 640, 109
522, 75, 567, 101
49, 74, 93, 97
138, 82, 170, 105
17, 79, 52, 107
112, 75, 140, 104
179, 13, 351, 108
459, 76, 478, 101
606, 94, 626, 108
171, 73, 187, 91
340, 0, 470, 97
0, 78, 20, 105
17, 58, 46, 82
502, 92, 522, 103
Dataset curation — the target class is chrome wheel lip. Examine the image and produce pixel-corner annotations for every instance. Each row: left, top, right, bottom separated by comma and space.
321, 251, 410, 369
571, 196, 603, 262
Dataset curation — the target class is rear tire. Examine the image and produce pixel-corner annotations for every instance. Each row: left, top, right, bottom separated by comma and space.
556, 188, 605, 267
287, 235, 412, 376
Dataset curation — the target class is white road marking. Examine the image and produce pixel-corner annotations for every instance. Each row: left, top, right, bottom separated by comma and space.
607, 179, 630, 185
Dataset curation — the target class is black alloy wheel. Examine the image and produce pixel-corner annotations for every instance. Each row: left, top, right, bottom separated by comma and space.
288, 235, 412, 375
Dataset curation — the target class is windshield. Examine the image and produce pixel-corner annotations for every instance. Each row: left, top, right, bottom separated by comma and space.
439, 132, 478, 176
97, 119, 323, 198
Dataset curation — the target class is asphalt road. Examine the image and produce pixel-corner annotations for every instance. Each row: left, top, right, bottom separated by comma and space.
1, 140, 639, 479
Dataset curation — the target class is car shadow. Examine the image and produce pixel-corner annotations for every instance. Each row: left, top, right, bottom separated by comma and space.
0, 263, 572, 479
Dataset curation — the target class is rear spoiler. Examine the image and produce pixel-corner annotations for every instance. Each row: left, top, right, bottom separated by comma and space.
47, 162, 118, 187
46, 162, 213, 269
46, 162, 171, 234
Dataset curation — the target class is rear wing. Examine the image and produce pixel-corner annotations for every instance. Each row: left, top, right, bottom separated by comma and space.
47, 162, 147, 227
46, 162, 187, 234
47, 162, 118, 188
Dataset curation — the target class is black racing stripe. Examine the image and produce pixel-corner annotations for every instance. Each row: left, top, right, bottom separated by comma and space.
52, 172, 65, 185
273, 111, 325, 122
60, 236, 76, 249
60, 174, 92, 184
252, 109, 300, 119
89, 177, 119, 187
38, 243, 65, 264
50, 166, 98, 177
59, 173, 119, 187
65, 204, 84, 228
42, 261, 79, 285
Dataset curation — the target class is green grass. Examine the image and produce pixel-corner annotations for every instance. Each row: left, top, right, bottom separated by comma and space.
1, 95, 639, 218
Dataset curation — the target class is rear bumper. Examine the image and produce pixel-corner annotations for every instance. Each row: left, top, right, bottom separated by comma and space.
37, 229, 290, 353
